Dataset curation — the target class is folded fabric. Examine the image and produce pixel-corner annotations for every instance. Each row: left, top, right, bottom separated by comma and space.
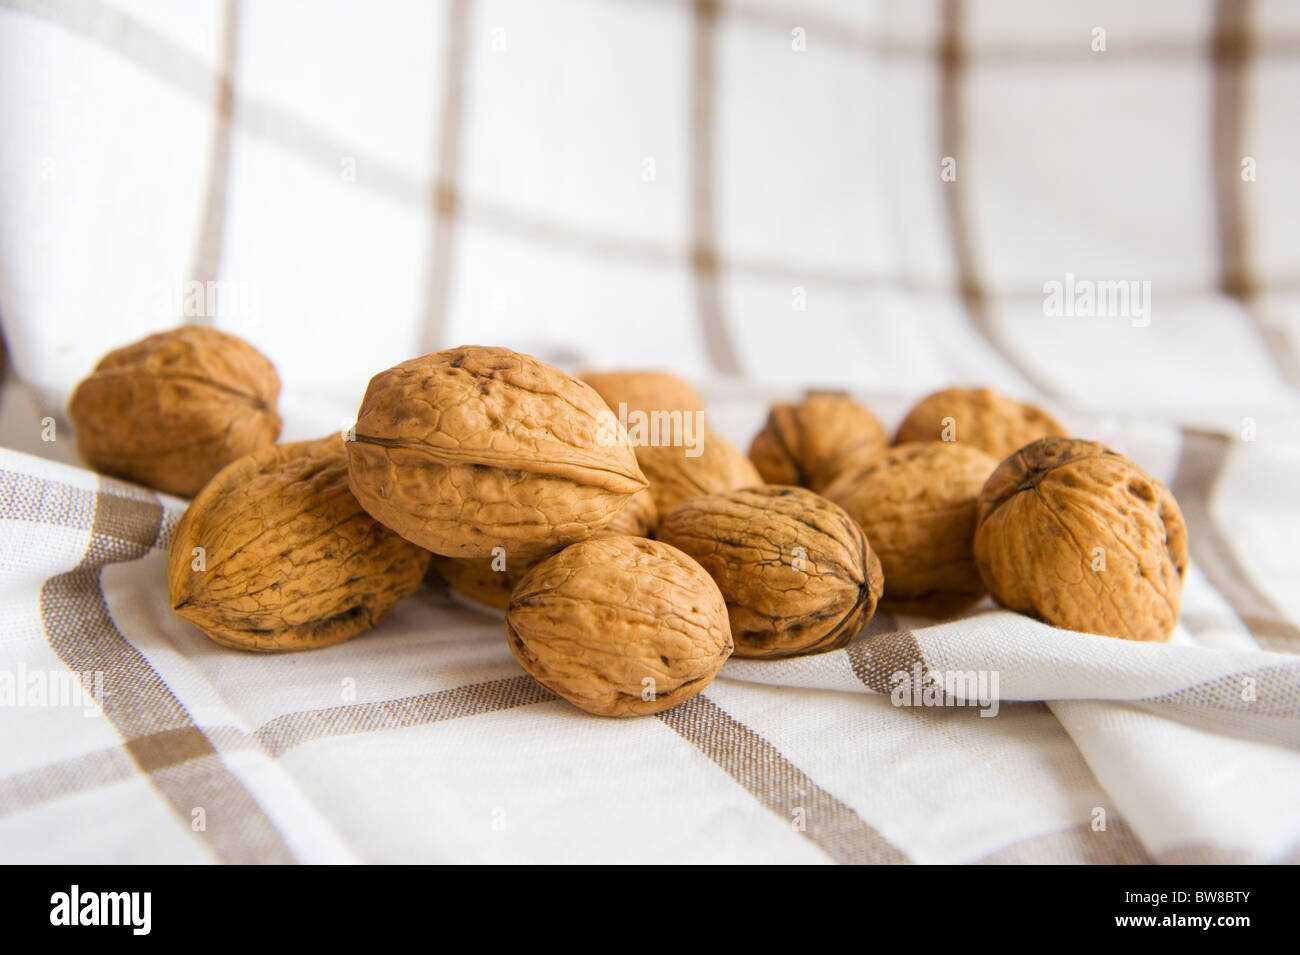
1, 427, 1296, 863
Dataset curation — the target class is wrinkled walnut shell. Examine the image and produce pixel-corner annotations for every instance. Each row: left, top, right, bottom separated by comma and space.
604, 486, 659, 538
894, 387, 1066, 462
347, 346, 648, 558
579, 370, 705, 421
749, 392, 887, 492
635, 432, 763, 517
658, 486, 883, 658
824, 441, 998, 614
506, 536, 733, 717
434, 487, 658, 612
974, 436, 1188, 642
68, 327, 281, 497
168, 436, 431, 651
431, 552, 536, 613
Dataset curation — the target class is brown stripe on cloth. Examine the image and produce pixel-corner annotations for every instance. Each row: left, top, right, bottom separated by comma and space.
1131, 698, 1300, 751
658, 694, 910, 863
37, 480, 294, 862
0, 676, 556, 819
977, 817, 1153, 864
0, 469, 98, 529
0, 746, 140, 818
1211, 0, 1300, 386
0, 0, 213, 97
1171, 428, 1300, 649
246, 675, 554, 758
418, 0, 470, 354
1145, 664, 1300, 717
846, 628, 929, 695
690, 0, 741, 376
184, 0, 239, 325
938, 0, 1060, 400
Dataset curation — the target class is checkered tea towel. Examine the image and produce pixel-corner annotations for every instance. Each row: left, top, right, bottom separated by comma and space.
2, 391, 1298, 863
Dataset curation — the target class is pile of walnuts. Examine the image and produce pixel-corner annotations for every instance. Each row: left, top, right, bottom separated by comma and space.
69, 333, 1189, 718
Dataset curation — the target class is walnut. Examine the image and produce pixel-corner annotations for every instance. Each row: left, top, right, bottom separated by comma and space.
974, 436, 1188, 642
506, 536, 732, 716
748, 391, 887, 491
68, 327, 281, 497
894, 387, 1066, 462
579, 370, 705, 420
635, 432, 763, 517
658, 486, 883, 658
347, 346, 647, 558
431, 553, 534, 613
433, 487, 659, 612
824, 441, 998, 614
603, 485, 659, 538
167, 436, 431, 651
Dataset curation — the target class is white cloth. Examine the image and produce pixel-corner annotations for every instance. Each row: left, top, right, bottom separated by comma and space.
2, 390, 1299, 863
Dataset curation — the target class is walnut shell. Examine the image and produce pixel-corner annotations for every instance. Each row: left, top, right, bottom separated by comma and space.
658, 486, 883, 659
347, 346, 648, 558
431, 553, 535, 613
433, 487, 659, 613
68, 327, 281, 496
894, 387, 1066, 462
579, 370, 705, 420
506, 536, 733, 717
635, 432, 763, 517
167, 436, 431, 651
603, 485, 659, 538
974, 437, 1188, 642
749, 392, 887, 492
824, 441, 998, 613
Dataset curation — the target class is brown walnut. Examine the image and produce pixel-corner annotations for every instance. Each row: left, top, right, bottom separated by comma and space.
431, 553, 535, 613
433, 487, 659, 612
974, 436, 1188, 642
894, 387, 1066, 462
506, 536, 732, 717
347, 346, 647, 558
579, 370, 705, 421
602, 485, 659, 538
635, 432, 763, 517
749, 392, 888, 492
658, 486, 883, 658
68, 327, 281, 497
824, 441, 998, 614
167, 436, 430, 651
